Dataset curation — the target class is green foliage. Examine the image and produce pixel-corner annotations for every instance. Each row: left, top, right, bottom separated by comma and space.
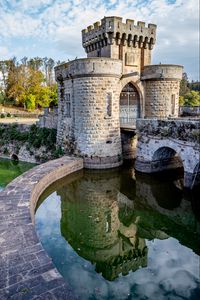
183, 91, 200, 106
3, 147, 9, 155
24, 94, 36, 111
181, 90, 200, 106
49, 84, 58, 106
0, 91, 6, 104
179, 73, 200, 106
0, 124, 62, 162
53, 146, 65, 158
179, 96, 184, 106
179, 72, 190, 97
1, 57, 58, 110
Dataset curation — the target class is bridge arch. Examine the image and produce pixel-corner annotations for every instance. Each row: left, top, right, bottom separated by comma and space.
151, 146, 184, 173
119, 81, 142, 128
153, 146, 177, 160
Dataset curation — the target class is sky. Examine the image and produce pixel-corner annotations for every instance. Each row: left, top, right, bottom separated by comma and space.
0, 0, 199, 80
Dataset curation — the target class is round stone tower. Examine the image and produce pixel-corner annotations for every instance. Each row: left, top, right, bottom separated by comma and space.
142, 65, 183, 118
55, 57, 123, 169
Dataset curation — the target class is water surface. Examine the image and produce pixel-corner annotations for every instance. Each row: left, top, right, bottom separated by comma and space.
0, 157, 35, 190
35, 163, 200, 300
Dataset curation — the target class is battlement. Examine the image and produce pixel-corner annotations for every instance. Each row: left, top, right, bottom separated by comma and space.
82, 16, 157, 54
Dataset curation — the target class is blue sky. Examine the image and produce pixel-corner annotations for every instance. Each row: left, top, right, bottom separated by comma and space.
0, 0, 199, 79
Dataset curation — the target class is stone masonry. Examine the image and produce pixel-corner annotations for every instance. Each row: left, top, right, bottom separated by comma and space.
82, 16, 157, 74
55, 16, 183, 169
142, 65, 183, 118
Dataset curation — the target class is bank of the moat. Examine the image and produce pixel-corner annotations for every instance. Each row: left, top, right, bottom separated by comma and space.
0, 156, 83, 299
0, 124, 67, 163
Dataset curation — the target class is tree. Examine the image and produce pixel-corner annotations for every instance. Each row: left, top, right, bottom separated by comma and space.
24, 94, 36, 111
183, 90, 200, 106
0, 56, 58, 110
49, 84, 58, 106
180, 72, 190, 96
189, 81, 200, 92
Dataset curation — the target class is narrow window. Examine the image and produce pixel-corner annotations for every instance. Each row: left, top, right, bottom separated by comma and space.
119, 44, 123, 60
171, 94, 175, 115
106, 93, 112, 117
65, 93, 71, 117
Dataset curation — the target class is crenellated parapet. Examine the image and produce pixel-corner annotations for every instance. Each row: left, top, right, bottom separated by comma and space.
82, 16, 157, 54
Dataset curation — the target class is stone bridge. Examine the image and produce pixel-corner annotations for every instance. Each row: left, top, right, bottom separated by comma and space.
135, 119, 200, 189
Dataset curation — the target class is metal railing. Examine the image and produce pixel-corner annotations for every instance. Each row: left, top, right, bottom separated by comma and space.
120, 117, 137, 128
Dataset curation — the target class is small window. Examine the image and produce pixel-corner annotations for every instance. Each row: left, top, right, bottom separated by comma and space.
171, 94, 175, 115
106, 93, 112, 117
65, 93, 71, 117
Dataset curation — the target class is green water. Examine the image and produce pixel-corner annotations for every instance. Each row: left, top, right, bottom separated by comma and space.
0, 158, 35, 190
35, 163, 200, 300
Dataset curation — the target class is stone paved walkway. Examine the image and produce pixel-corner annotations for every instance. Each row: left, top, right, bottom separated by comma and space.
0, 156, 83, 299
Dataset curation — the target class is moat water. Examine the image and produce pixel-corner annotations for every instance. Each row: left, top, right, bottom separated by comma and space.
35, 162, 200, 300
0, 158, 35, 191
0, 158, 199, 299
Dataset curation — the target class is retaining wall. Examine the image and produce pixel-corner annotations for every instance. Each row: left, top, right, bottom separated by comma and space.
0, 156, 83, 299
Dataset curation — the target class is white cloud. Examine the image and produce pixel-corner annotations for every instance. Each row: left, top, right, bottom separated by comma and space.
0, 46, 9, 58
0, 0, 198, 79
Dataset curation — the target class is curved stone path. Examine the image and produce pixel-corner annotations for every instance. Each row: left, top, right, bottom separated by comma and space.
0, 156, 83, 299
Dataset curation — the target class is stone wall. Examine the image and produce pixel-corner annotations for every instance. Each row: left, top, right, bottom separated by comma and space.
136, 119, 200, 144
142, 65, 183, 118
37, 107, 58, 129
144, 80, 180, 117
179, 106, 200, 117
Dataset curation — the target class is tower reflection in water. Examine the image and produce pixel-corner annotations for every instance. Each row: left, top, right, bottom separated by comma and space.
59, 170, 147, 281
53, 167, 200, 281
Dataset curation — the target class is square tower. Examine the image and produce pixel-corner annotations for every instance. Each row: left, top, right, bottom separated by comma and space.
82, 16, 157, 74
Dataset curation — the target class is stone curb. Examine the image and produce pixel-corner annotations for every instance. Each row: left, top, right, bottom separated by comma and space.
0, 156, 83, 299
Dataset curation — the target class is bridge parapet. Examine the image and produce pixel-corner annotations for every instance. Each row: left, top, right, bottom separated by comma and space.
135, 118, 200, 189
136, 118, 200, 145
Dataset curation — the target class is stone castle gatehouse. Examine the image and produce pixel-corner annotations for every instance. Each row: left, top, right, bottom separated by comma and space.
55, 16, 183, 169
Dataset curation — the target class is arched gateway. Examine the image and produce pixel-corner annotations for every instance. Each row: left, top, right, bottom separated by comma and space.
120, 83, 140, 127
